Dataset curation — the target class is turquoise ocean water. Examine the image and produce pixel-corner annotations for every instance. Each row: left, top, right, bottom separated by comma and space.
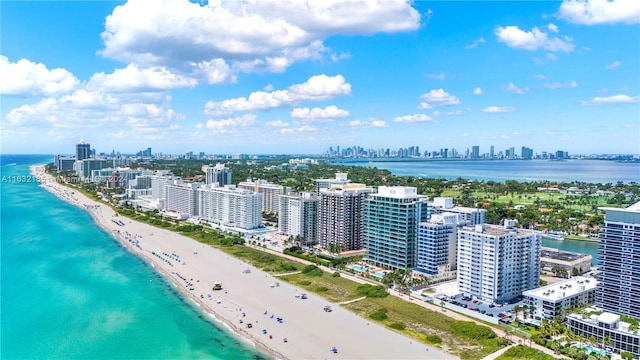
1, 155, 267, 360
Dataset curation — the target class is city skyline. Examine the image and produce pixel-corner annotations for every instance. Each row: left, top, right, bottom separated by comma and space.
1, 0, 639, 155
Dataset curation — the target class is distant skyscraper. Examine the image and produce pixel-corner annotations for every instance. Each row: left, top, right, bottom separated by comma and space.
76, 139, 91, 161
556, 150, 567, 159
521, 146, 533, 160
205, 163, 232, 186
471, 145, 480, 159
490, 145, 495, 159
364, 186, 429, 270
597, 202, 640, 319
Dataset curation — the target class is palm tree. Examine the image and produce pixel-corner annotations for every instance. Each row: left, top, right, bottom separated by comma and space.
578, 333, 587, 346
539, 318, 551, 338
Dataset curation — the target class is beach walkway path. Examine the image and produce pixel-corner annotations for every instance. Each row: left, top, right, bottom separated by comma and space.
480, 344, 516, 360
338, 296, 366, 305
272, 271, 301, 277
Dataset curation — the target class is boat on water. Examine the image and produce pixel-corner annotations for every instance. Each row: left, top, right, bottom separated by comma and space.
543, 233, 565, 241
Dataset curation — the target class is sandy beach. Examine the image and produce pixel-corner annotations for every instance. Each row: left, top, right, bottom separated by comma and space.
31, 165, 456, 360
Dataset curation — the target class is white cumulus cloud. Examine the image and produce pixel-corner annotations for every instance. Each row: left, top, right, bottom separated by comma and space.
473, 87, 483, 95
558, 0, 640, 25
419, 89, 461, 108
494, 26, 575, 52
579, 94, 640, 105
266, 120, 289, 127
290, 105, 349, 121
393, 114, 433, 123
88, 63, 199, 92
204, 74, 351, 116
482, 106, 516, 113
203, 114, 257, 133
99, 0, 421, 76
0, 55, 79, 97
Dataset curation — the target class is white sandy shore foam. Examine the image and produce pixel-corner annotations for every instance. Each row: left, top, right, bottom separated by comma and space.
32, 165, 457, 360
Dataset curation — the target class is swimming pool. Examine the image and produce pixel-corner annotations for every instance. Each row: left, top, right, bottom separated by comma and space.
372, 271, 386, 278
349, 265, 369, 272
574, 344, 608, 356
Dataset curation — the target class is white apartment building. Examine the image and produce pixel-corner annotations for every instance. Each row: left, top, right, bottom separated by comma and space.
151, 175, 178, 201
566, 312, 640, 358
416, 212, 465, 275
165, 182, 202, 217
205, 163, 232, 186
431, 197, 487, 225
75, 158, 109, 179
457, 223, 540, 304
91, 168, 142, 188
522, 276, 597, 320
238, 179, 290, 214
278, 192, 318, 244
315, 173, 351, 195
198, 185, 262, 230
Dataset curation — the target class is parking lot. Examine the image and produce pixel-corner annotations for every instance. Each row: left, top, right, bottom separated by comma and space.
445, 294, 527, 322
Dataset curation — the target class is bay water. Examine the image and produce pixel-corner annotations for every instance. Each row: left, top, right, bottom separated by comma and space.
337, 159, 639, 184
0, 155, 267, 359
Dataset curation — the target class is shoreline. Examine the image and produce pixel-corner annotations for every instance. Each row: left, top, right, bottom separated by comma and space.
31, 165, 283, 360
31, 165, 455, 360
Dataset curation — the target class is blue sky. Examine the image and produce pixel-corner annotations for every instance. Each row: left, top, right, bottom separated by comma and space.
1, 0, 639, 156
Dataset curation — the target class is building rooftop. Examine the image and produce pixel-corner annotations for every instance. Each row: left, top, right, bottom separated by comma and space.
598, 312, 620, 324
540, 247, 592, 262
600, 200, 640, 213
523, 276, 597, 301
463, 224, 534, 237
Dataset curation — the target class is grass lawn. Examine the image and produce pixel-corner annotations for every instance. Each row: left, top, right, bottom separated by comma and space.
344, 296, 508, 360
278, 272, 362, 302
